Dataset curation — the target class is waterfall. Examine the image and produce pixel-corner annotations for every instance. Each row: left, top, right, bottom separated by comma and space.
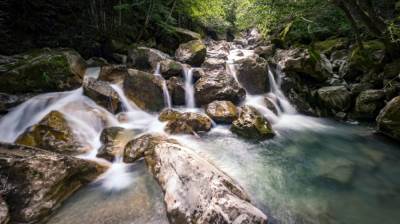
154, 63, 172, 108
267, 66, 296, 114
110, 84, 138, 112
183, 66, 196, 108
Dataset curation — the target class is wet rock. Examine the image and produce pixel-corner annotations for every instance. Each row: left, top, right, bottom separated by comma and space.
192, 68, 205, 81
15, 111, 86, 155
86, 57, 109, 67
317, 86, 352, 113
0, 48, 86, 93
264, 96, 279, 115
195, 72, 246, 106
205, 100, 238, 124
0, 143, 104, 223
123, 69, 165, 112
167, 77, 185, 106
316, 158, 355, 185
123, 134, 268, 223
354, 90, 385, 120
0, 93, 35, 115
376, 96, 400, 141
254, 45, 275, 59
83, 78, 121, 114
175, 40, 206, 67
98, 65, 129, 83
158, 108, 182, 122
164, 112, 213, 135
130, 47, 171, 71
202, 58, 226, 72
159, 59, 184, 79
231, 106, 275, 140
0, 197, 9, 224
96, 127, 135, 162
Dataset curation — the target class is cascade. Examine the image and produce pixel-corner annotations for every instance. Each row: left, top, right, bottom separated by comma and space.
154, 63, 172, 108
183, 66, 196, 108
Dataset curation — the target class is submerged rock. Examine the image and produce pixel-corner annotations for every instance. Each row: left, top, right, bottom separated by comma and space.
316, 158, 355, 185
0, 197, 9, 224
96, 127, 135, 162
376, 96, 400, 141
175, 40, 206, 66
162, 110, 213, 135
195, 72, 246, 106
231, 106, 275, 140
317, 86, 352, 113
167, 77, 185, 106
123, 69, 165, 112
98, 65, 128, 83
0, 143, 104, 223
83, 78, 121, 114
205, 100, 238, 124
15, 111, 86, 155
0, 48, 86, 93
354, 90, 385, 120
123, 135, 268, 223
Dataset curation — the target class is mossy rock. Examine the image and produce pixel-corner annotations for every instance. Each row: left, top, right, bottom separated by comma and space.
376, 96, 400, 141
175, 40, 206, 67
348, 40, 385, 74
314, 38, 348, 55
0, 48, 86, 93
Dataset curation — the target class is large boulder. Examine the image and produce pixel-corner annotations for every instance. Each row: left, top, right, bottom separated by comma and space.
96, 127, 135, 162
195, 72, 246, 106
0, 49, 86, 93
354, 90, 385, 120
0, 197, 9, 224
376, 96, 400, 141
98, 65, 128, 83
159, 59, 184, 79
0, 143, 104, 223
205, 100, 238, 124
317, 86, 352, 113
83, 78, 121, 114
231, 106, 275, 140
173, 27, 202, 43
123, 69, 165, 112
15, 111, 86, 155
161, 110, 213, 135
167, 77, 185, 106
129, 47, 171, 71
123, 135, 268, 223
175, 40, 206, 67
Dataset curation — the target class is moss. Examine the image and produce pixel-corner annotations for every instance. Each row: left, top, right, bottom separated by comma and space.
314, 38, 348, 54
349, 40, 385, 71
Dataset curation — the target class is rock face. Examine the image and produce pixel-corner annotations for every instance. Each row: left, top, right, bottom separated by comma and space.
0, 197, 9, 224
123, 69, 165, 112
96, 127, 134, 162
98, 65, 128, 83
231, 106, 275, 140
15, 111, 85, 155
376, 96, 400, 141
0, 143, 104, 223
83, 78, 121, 114
167, 77, 185, 106
195, 72, 246, 106
161, 110, 213, 135
205, 100, 238, 124
354, 90, 385, 120
175, 40, 206, 67
123, 135, 268, 224
0, 49, 86, 93
317, 86, 352, 113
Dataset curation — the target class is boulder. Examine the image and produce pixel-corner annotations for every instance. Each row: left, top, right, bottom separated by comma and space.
123, 135, 268, 223
384, 59, 400, 79
254, 45, 275, 59
164, 112, 213, 135
376, 96, 400, 141
86, 57, 109, 67
317, 86, 352, 112
123, 69, 165, 112
315, 158, 355, 185
314, 38, 348, 55
0, 49, 86, 93
0, 143, 104, 223
264, 96, 279, 115
205, 100, 238, 124
202, 58, 226, 72
175, 40, 206, 66
158, 108, 182, 122
159, 59, 184, 79
98, 65, 128, 83
96, 127, 135, 162
350, 83, 374, 96
0, 93, 35, 115
167, 77, 185, 106
354, 90, 385, 120
0, 197, 9, 224
129, 47, 171, 71
15, 111, 86, 155
195, 72, 246, 106
231, 106, 275, 140
173, 27, 202, 43
83, 78, 121, 114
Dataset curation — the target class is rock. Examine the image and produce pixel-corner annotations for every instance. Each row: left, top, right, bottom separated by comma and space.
205, 100, 238, 124
164, 112, 213, 135
264, 96, 279, 115
0, 197, 9, 224
195, 72, 246, 106
175, 40, 206, 66
0, 93, 35, 115
231, 106, 275, 140
354, 90, 385, 120
384, 59, 400, 79
254, 45, 275, 59
167, 77, 185, 106
123, 69, 165, 112
192, 68, 205, 81
376, 96, 400, 141
159, 59, 184, 79
130, 47, 171, 71
86, 57, 109, 67
316, 158, 355, 185
173, 27, 202, 42
314, 38, 348, 55
96, 127, 135, 162
123, 135, 268, 223
0, 143, 104, 223
112, 53, 128, 64
83, 78, 121, 114
158, 108, 182, 122
15, 111, 86, 155
350, 83, 374, 96
317, 86, 352, 113
202, 58, 226, 72
98, 65, 129, 83
0, 48, 86, 93
383, 80, 400, 100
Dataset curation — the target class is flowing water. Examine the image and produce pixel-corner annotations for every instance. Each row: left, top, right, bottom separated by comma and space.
155, 63, 172, 108
0, 44, 399, 224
